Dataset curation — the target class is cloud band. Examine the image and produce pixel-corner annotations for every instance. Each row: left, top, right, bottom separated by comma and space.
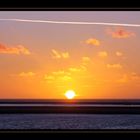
0, 18, 140, 27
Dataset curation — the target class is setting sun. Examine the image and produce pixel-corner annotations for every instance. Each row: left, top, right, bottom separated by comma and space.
65, 90, 76, 99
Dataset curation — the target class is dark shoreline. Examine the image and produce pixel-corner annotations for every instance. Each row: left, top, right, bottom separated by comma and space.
1, 99, 140, 105
0, 105, 140, 114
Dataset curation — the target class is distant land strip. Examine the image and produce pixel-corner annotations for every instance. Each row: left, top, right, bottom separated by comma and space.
0, 105, 140, 114
1, 99, 140, 105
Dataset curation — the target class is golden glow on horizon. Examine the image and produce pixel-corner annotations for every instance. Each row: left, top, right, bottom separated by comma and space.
65, 90, 76, 99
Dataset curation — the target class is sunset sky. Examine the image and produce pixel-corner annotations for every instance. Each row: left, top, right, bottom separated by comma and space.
0, 11, 140, 99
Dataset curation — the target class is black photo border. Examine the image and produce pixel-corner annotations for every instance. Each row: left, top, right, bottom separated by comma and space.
0, 0, 140, 138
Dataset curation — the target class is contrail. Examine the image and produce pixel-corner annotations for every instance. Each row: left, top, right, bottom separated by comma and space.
0, 18, 140, 27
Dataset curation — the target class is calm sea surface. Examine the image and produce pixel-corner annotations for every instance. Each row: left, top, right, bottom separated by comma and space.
0, 114, 140, 129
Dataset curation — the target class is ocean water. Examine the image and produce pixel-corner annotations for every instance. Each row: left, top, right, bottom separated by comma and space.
0, 114, 140, 129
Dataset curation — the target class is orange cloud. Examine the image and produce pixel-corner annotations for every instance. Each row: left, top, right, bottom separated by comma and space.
130, 72, 140, 80
60, 75, 72, 81
107, 28, 135, 38
44, 75, 55, 83
19, 72, 36, 77
82, 56, 91, 66
116, 51, 123, 57
82, 57, 91, 62
107, 64, 122, 69
117, 74, 128, 83
61, 52, 69, 58
44, 70, 72, 83
117, 72, 140, 84
51, 49, 61, 59
51, 49, 69, 59
69, 65, 87, 73
69, 67, 82, 72
85, 38, 100, 46
0, 43, 31, 55
44, 75, 55, 80
52, 70, 65, 75
52, 70, 71, 76
98, 51, 108, 57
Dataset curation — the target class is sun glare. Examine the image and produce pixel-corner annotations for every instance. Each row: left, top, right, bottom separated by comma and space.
65, 90, 76, 99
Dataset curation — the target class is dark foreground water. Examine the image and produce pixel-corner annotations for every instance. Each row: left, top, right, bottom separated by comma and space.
0, 114, 140, 129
